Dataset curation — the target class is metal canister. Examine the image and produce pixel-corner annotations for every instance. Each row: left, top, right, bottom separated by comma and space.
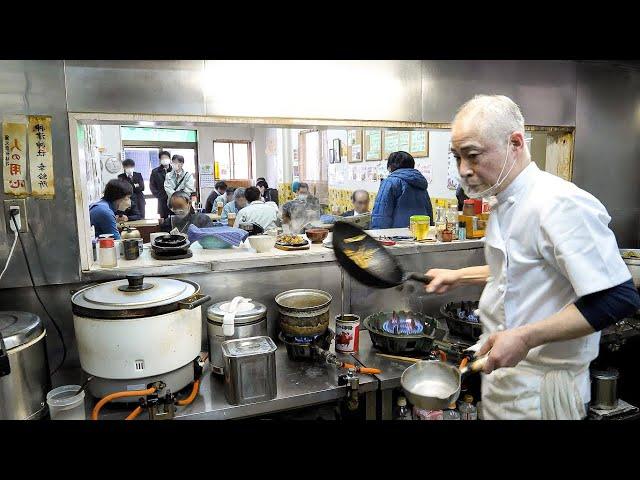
335, 314, 360, 353
123, 239, 141, 260
591, 369, 619, 410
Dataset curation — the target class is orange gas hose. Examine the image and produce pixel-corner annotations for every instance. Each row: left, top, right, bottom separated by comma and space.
176, 379, 200, 406
125, 405, 144, 420
91, 386, 157, 420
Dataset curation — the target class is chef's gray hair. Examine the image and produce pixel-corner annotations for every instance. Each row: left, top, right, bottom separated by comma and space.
454, 95, 526, 149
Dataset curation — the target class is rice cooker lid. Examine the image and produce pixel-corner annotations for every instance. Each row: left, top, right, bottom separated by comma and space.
71, 273, 198, 318
0, 311, 44, 350
207, 300, 267, 325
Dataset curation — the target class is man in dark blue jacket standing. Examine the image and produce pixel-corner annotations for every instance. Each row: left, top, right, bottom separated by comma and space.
371, 151, 434, 229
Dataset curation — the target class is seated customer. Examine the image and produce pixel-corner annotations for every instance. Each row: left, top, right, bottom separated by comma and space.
342, 190, 370, 217
233, 186, 277, 231
160, 191, 204, 234
256, 178, 279, 206
221, 187, 235, 206
220, 187, 248, 223
204, 180, 228, 213
115, 201, 142, 223
90, 179, 133, 239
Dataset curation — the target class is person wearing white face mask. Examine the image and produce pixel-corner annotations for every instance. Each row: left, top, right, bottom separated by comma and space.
164, 154, 195, 212
89, 179, 133, 240
117, 158, 145, 219
425, 94, 640, 420
150, 150, 173, 219
158, 191, 211, 234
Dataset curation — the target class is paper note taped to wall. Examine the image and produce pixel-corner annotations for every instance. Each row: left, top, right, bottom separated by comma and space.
3, 120, 29, 196
28, 116, 55, 198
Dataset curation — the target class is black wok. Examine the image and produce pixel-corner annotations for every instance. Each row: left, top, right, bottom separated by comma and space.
332, 222, 431, 288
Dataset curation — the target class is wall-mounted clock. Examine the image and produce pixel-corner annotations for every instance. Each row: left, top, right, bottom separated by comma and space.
105, 157, 122, 174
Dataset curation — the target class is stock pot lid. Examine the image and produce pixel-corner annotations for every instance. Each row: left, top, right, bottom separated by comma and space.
207, 300, 266, 324
0, 311, 44, 350
72, 274, 197, 314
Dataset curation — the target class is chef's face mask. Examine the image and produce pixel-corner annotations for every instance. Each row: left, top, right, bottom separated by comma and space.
125, 167, 134, 175
117, 197, 131, 211
297, 194, 308, 201
173, 208, 189, 218
459, 135, 518, 199
160, 158, 171, 166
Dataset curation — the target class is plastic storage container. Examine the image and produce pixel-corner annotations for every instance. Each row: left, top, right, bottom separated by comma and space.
46, 385, 86, 420
410, 215, 431, 241
98, 238, 118, 267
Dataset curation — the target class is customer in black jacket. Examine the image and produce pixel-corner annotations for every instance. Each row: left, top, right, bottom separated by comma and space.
256, 178, 279, 206
204, 180, 228, 213
150, 150, 172, 219
342, 190, 370, 217
118, 158, 146, 219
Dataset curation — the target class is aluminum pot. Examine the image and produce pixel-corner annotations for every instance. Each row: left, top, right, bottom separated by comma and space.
0, 311, 51, 420
71, 273, 210, 399
401, 355, 487, 410
275, 289, 332, 338
207, 298, 268, 375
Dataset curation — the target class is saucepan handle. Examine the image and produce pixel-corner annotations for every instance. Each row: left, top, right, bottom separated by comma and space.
406, 272, 433, 284
461, 351, 491, 376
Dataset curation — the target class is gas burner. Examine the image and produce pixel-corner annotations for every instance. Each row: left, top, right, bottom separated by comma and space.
363, 311, 441, 354
440, 300, 482, 341
382, 311, 425, 335
279, 329, 335, 361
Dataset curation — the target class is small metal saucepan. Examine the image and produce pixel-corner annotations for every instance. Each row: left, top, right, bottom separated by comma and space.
401, 355, 488, 410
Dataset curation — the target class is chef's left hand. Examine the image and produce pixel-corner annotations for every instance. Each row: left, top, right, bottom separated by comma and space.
475, 327, 531, 374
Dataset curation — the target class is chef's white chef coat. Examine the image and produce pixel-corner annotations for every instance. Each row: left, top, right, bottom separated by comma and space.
477, 162, 631, 420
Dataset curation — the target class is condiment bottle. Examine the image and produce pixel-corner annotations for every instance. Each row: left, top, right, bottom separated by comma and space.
459, 394, 478, 420
98, 238, 118, 268
463, 199, 475, 217
442, 402, 461, 420
395, 396, 412, 420
458, 221, 467, 240
446, 202, 459, 240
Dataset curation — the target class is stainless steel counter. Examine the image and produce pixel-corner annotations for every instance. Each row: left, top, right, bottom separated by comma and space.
90, 341, 378, 421
81, 230, 484, 282
352, 318, 473, 419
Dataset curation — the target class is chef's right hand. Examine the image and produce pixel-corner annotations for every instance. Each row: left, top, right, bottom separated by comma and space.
425, 268, 462, 294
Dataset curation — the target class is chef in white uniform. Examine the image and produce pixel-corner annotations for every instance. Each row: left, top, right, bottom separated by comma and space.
426, 94, 639, 420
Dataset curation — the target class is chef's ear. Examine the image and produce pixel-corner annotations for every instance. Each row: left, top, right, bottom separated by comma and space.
509, 132, 525, 151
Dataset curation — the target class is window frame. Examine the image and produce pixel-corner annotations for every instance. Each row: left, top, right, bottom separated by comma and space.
212, 139, 253, 180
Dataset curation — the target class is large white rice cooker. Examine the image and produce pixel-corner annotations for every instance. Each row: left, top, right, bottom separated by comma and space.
71, 273, 210, 400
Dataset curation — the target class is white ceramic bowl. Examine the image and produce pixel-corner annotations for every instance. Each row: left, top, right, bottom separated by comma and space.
248, 234, 277, 253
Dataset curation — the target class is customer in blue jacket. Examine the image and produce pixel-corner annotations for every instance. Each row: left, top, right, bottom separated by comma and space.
371, 151, 434, 229
89, 179, 133, 239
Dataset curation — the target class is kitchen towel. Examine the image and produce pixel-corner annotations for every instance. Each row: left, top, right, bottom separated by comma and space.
187, 224, 249, 247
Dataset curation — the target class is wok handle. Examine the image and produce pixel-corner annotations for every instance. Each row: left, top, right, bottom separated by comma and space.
406, 272, 432, 284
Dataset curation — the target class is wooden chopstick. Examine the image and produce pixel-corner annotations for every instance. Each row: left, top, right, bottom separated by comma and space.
375, 353, 423, 363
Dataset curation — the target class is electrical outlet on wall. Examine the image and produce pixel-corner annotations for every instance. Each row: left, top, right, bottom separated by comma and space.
4, 199, 28, 233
